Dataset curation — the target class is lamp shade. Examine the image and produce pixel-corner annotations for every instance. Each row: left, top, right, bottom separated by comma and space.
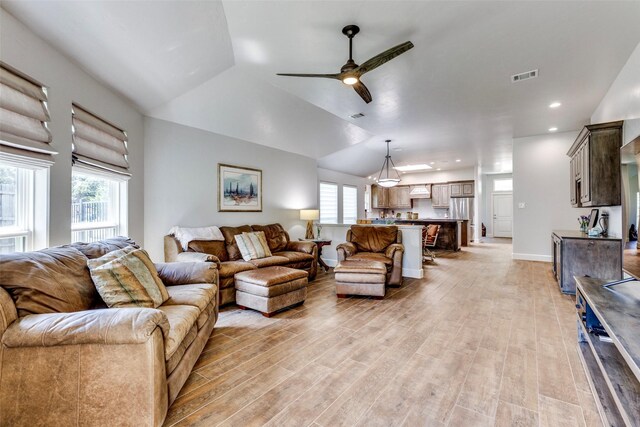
300, 209, 320, 220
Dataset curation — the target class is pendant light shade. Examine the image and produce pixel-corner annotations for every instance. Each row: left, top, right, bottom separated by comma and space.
377, 140, 401, 188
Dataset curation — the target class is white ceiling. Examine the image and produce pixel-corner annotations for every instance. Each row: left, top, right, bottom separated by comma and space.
3, 1, 640, 177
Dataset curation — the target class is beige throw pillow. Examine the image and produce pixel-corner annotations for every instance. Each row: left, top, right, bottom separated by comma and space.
234, 231, 272, 261
88, 247, 169, 308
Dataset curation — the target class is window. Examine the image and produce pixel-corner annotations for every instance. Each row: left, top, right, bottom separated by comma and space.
71, 171, 125, 243
0, 165, 32, 253
319, 182, 338, 224
0, 64, 54, 253
343, 185, 358, 224
494, 178, 513, 192
71, 105, 129, 243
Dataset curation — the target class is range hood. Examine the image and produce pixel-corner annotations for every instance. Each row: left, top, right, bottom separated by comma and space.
409, 184, 431, 198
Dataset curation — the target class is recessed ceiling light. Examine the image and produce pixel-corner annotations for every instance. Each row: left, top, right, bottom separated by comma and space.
549, 102, 562, 108
429, 161, 435, 165
495, 161, 500, 165
394, 164, 433, 172
549, 127, 558, 132
436, 168, 442, 171
455, 159, 461, 162
393, 148, 403, 152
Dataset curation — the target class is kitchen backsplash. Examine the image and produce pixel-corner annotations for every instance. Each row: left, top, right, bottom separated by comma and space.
368, 198, 450, 219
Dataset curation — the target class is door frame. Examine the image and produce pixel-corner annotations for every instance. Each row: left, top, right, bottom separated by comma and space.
491, 192, 513, 238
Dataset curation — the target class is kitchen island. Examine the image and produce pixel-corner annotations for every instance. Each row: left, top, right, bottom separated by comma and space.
395, 218, 468, 251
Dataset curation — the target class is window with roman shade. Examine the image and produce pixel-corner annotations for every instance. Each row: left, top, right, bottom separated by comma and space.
71, 104, 130, 178
343, 185, 358, 224
319, 182, 338, 224
0, 63, 56, 166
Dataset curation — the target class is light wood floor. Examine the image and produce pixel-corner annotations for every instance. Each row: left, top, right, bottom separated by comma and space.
165, 241, 602, 427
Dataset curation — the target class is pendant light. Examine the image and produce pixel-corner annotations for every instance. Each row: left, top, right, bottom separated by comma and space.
377, 139, 401, 188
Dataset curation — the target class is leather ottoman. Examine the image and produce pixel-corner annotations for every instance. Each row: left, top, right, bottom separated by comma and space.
234, 266, 308, 317
334, 259, 386, 299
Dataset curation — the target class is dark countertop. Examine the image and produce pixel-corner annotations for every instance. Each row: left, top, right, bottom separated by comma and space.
395, 218, 467, 224
552, 229, 621, 241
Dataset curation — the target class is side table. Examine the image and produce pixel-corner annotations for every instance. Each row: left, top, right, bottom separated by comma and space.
300, 239, 332, 272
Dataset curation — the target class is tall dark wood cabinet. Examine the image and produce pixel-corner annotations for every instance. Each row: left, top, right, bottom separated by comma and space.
552, 231, 622, 294
567, 121, 623, 207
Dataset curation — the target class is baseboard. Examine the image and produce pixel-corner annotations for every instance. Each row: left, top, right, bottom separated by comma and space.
512, 253, 552, 262
322, 258, 424, 279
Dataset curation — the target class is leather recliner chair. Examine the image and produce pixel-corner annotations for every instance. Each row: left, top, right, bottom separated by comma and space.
336, 225, 404, 286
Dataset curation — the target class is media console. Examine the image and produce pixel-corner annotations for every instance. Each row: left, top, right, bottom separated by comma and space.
575, 276, 640, 426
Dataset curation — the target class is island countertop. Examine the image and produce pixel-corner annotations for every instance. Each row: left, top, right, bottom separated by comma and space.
395, 218, 466, 224
552, 230, 621, 241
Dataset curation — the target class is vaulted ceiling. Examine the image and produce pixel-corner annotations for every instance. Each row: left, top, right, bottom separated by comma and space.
3, 1, 640, 176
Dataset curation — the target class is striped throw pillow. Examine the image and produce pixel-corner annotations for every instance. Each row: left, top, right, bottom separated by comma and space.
234, 231, 273, 261
88, 248, 169, 308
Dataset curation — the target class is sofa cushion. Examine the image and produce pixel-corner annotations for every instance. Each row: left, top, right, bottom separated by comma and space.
251, 224, 289, 253
166, 324, 198, 374
350, 225, 398, 253
164, 283, 217, 313
218, 260, 257, 278
247, 255, 290, 268
221, 225, 252, 260
70, 237, 139, 259
273, 251, 315, 264
88, 249, 169, 309
0, 246, 96, 317
157, 305, 200, 361
187, 240, 228, 262
235, 231, 272, 261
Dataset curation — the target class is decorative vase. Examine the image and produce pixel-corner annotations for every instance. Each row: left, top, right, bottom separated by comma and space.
580, 224, 588, 233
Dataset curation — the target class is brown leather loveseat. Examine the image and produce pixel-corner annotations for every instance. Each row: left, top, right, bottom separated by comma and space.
0, 237, 219, 426
164, 223, 317, 306
336, 225, 405, 286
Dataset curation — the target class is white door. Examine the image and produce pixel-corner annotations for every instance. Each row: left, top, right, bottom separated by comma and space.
492, 193, 513, 238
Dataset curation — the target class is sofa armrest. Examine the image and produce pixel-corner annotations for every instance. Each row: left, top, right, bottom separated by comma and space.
175, 251, 221, 267
285, 240, 316, 254
336, 242, 357, 262
155, 261, 218, 286
0, 287, 18, 340
385, 243, 405, 259
1, 308, 169, 348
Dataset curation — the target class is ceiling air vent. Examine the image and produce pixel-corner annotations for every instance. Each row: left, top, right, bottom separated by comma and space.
511, 69, 538, 83
349, 112, 365, 119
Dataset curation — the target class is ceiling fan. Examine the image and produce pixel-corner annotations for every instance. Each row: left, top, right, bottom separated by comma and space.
277, 25, 414, 104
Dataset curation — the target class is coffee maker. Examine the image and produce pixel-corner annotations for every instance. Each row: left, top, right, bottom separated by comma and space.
599, 212, 609, 236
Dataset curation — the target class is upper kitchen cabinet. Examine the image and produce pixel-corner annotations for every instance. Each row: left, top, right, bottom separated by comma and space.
431, 184, 450, 208
567, 121, 623, 207
450, 181, 475, 198
372, 185, 412, 209
371, 184, 388, 209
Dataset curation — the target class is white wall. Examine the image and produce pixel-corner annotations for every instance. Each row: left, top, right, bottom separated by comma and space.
143, 117, 317, 261
317, 168, 368, 222
0, 9, 145, 247
481, 173, 512, 237
512, 131, 592, 261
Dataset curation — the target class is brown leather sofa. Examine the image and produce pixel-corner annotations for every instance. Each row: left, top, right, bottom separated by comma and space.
336, 225, 405, 286
0, 238, 219, 426
164, 223, 317, 306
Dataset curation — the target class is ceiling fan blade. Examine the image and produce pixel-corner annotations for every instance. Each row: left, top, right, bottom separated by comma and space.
276, 73, 340, 79
352, 81, 372, 104
355, 41, 414, 77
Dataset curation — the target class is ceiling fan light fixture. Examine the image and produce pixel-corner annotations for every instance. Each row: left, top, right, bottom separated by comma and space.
342, 76, 358, 85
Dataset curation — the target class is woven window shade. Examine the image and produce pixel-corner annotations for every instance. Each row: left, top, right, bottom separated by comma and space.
0, 64, 56, 164
72, 104, 130, 178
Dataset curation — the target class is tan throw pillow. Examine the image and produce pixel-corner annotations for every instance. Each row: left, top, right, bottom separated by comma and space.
234, 231, 273, 261
88, 248, 169, 308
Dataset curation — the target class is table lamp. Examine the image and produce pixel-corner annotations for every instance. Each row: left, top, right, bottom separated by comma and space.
299, 209, 320, 239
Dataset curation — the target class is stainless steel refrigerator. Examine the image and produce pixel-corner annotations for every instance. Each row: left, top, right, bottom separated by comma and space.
450, 197, 475, 242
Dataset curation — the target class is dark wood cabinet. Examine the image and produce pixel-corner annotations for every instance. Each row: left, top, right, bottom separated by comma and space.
567, 121, 623, 207
551, 231, 622, 294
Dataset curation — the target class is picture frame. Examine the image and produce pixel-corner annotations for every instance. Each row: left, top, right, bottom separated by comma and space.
218, 163, 262, 212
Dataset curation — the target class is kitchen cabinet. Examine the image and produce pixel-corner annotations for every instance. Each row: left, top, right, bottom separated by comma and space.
567, 121, 623, 207
371, 185, 388, 209
431, 184, 450, 208
450, 181, 475, 198
372, 185, 412, 209
551, 230, 622, 294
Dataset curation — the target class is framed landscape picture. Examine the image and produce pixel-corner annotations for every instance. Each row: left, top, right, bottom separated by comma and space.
218, 163, 262, 212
